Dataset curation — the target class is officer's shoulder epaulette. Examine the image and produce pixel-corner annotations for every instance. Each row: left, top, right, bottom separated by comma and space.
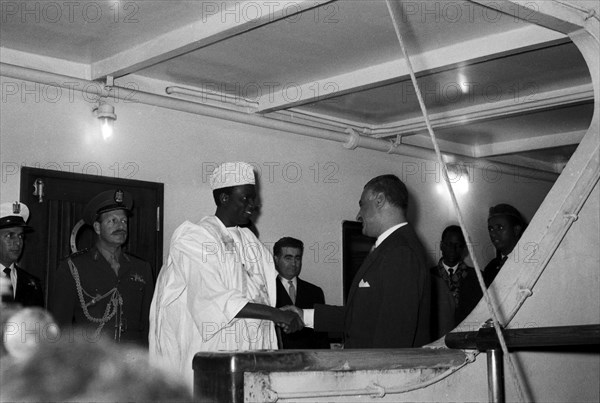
123, 251, 144, 260
68, 249, 89, 259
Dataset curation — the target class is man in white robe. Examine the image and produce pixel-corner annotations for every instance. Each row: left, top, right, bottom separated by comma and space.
149, 162, 302, 388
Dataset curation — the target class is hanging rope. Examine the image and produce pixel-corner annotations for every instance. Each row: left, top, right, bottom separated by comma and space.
384, 1, 529, 402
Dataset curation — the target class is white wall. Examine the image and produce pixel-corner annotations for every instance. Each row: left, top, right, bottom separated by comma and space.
0, 76, 554, 305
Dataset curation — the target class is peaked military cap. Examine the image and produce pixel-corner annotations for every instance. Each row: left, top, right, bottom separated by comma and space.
0, 201, 32, 231
83, 189, 133, 225
0, 201, 33, 231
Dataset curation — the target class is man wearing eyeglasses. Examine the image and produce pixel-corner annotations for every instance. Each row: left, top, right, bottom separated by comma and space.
0, 201, 44, 307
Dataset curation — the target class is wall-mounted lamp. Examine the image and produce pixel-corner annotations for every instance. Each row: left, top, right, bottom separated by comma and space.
93, 101, 117, 140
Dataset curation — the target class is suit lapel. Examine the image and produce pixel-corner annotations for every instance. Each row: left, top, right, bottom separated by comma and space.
13, 265, 23, 301
14, 265, 32, 303
276, 278, 293, 306
345, 226, 409, 306
294, 279, 308, 306
345, 247, 380, 305
12, 265, 43, 307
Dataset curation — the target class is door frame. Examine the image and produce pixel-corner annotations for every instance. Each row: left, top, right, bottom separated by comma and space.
20, 167, 164, 304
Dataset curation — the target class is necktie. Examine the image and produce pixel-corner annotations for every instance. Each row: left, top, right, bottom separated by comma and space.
2, 267, 14, 303
288, 280, 296, 304
447, 268, 458, 294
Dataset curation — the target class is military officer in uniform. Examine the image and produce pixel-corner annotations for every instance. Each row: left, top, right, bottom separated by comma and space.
49, 190, 154, 346
0, 201, 44, 307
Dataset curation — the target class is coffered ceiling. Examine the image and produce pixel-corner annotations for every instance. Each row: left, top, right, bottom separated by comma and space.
1, 0, 596, 174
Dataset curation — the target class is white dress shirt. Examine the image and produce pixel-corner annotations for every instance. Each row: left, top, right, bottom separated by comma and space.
443, 262, 459, 276
374, 222, 408, 248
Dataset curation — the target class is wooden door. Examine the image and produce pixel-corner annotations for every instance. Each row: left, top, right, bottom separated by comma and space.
19, 167, 164, 307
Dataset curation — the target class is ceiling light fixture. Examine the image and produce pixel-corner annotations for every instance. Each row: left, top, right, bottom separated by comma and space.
93, 101, 117, 140
93, 76, 116, 141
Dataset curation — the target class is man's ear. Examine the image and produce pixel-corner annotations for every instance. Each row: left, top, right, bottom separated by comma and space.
219, 192, 229, 205
92, 221, 101, 235
374, 192, 386, 208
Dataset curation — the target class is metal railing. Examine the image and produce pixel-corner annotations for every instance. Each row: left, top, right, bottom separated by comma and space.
192, 325, 599, 402
445, 324, 600, 403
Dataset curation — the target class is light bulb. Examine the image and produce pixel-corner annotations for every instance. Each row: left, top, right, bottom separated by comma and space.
94, 102, 116, 141
101, 117, 114, 140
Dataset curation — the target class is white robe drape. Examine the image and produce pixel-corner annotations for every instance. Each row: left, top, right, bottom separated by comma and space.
149, 216, 278, 388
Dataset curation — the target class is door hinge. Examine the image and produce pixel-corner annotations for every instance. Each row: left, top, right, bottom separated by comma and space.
33, 178, 45, 203
156, 206, 161, 232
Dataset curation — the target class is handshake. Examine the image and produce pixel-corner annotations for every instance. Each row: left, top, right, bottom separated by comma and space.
276, 305, 304, 333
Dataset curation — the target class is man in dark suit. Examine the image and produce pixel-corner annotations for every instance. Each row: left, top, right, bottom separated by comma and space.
274, 237, 329, 349
284, 175, 431, 348
484, 203, 527, 287
0, 201, 44, 307
430, 225, 482, 340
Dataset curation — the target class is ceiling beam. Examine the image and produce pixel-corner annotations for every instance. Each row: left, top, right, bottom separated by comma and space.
396, 134, 474, 157
368, 84, 593, 138
0, 47, 91, 79
487, 153, 566, 173
402, 134, 571, 173
279, 84, 593, 140
255, 24, 567, 112
468, 0, 589, 34
91, 0, 334, 80
473, 130, 586, 158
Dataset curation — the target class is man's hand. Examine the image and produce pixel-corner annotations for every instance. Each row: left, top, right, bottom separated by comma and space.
280, 305, 303, 318
277, 306, 304, 333
235, 303, 304, 334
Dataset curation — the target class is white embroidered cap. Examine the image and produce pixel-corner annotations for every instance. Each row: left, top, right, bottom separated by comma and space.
210, 162, 256, 190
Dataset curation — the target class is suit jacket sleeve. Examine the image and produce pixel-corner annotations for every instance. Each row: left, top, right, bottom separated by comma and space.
313, 303, 345, 333
312, 287, 330, 348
